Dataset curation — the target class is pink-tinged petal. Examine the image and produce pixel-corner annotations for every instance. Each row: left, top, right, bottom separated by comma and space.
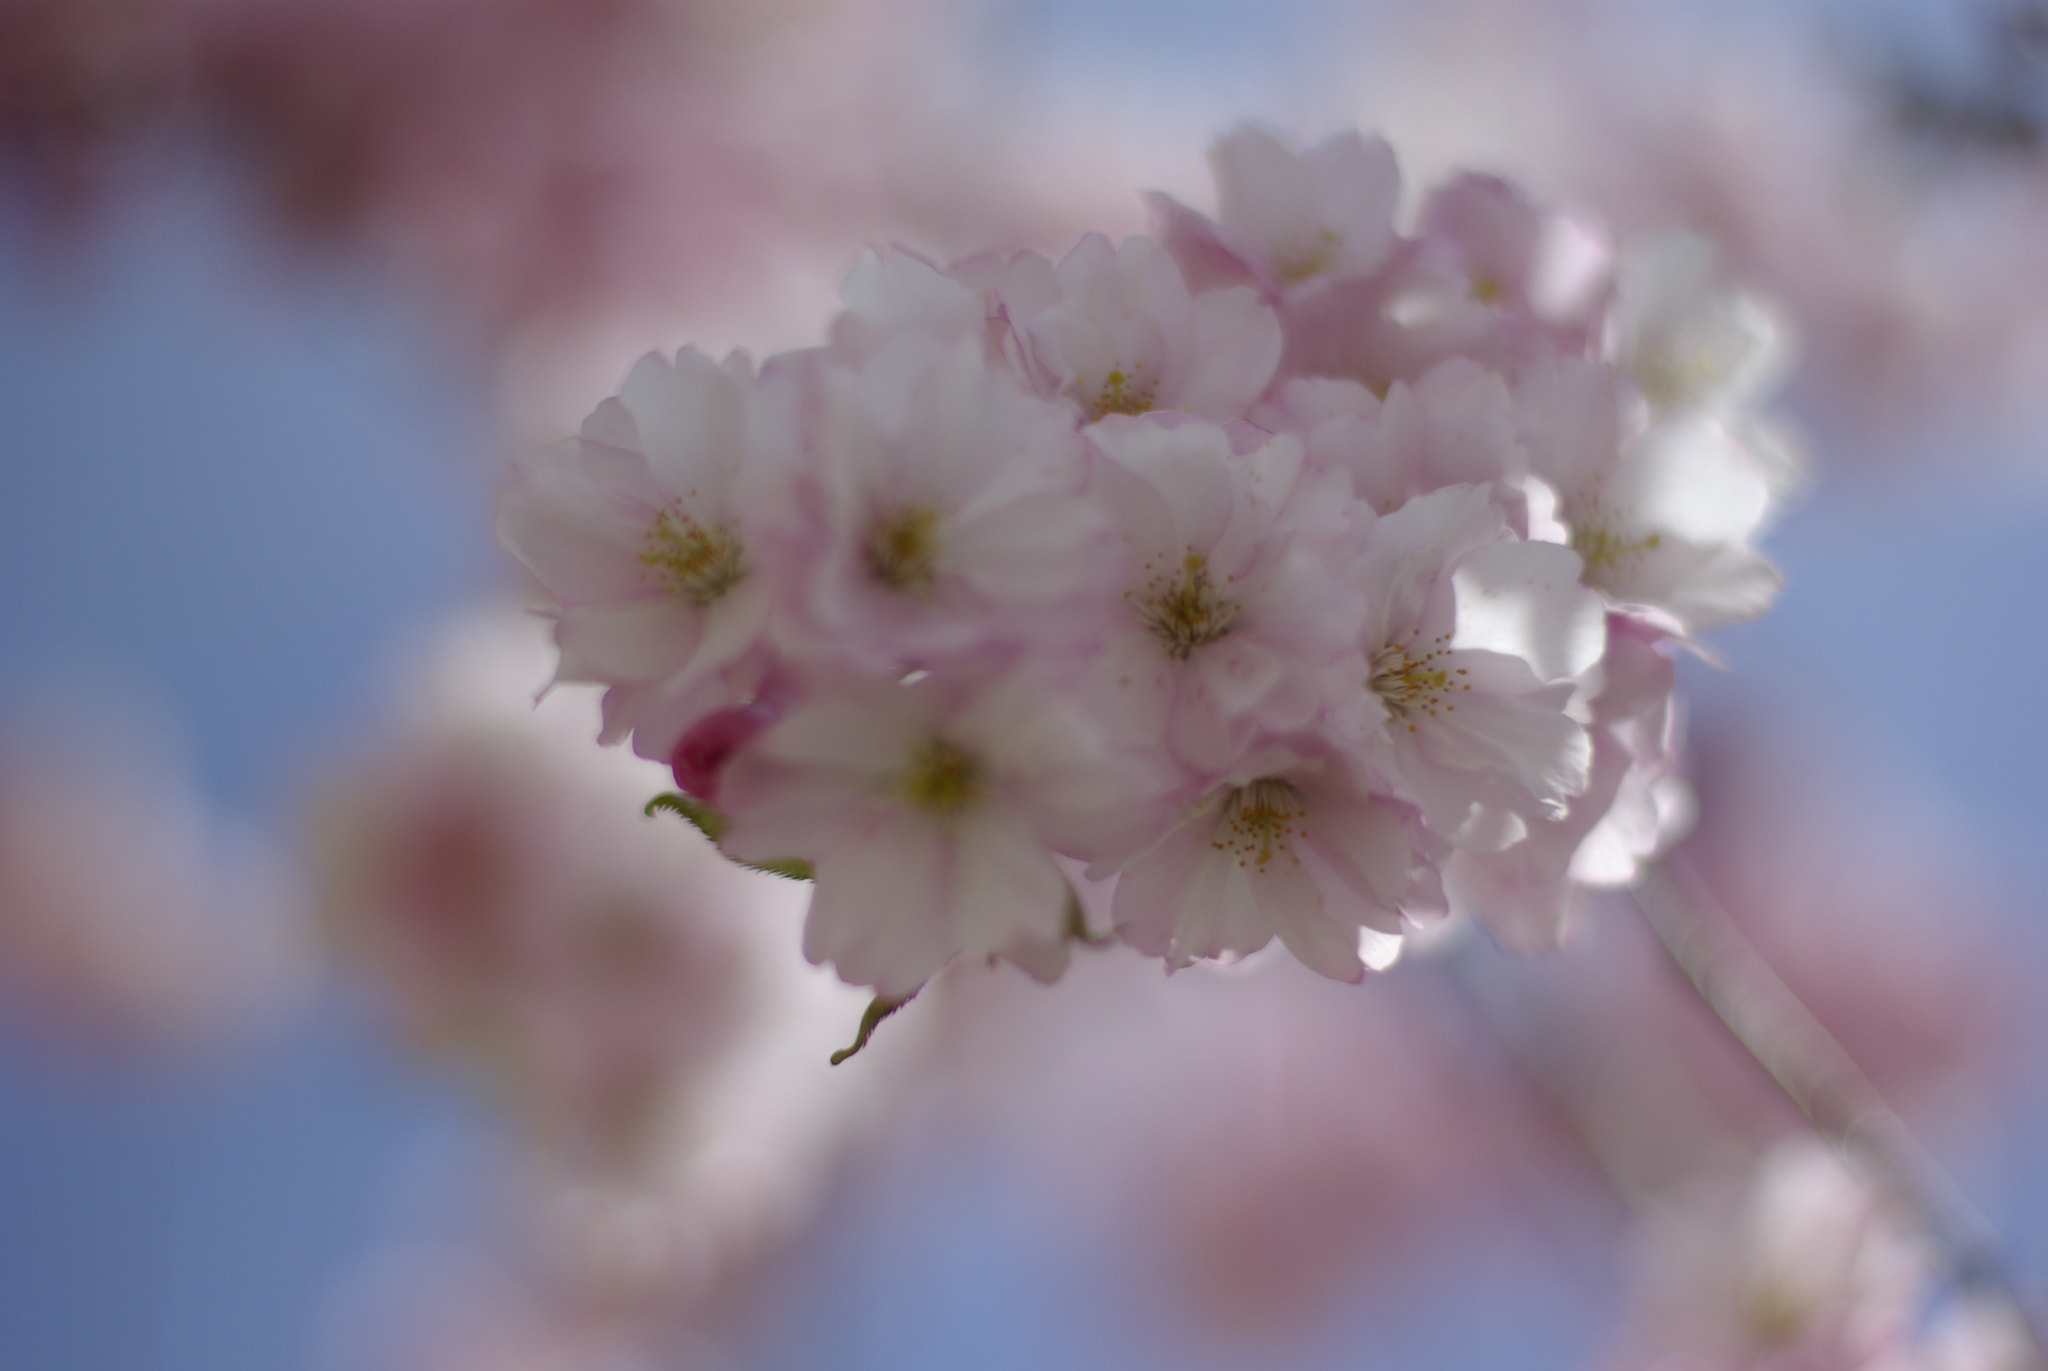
1611, 418, 1775, 546
950, 493, 1116, 604
1416, 686, 1593, 812
1302, 131, 1402, 278
951, 810, 1068, 960
1172, 856, 1269, 967
1626, 539, 1783, 630
1085, 626, 1177, 747
1418, 173, 1544, 302
618, 348, 748, 497
1168, 677, 1245, 776
1145, 190, 1262, 295
1251, 856, 1363, 983
1515, 355, 1626, 494
1413, 359, 1525, 488
1301, 797, 1416, 914
554, 599, 701, 684
679, 574, 775, 683
1197, 637, 1285, 716
756, 693, 924, 776
1450, 540, 1607, 682
496, 463, 655, 604
1177, 286, 1284, 420
835, 246, 984, 351
803, 816, 954, 995
668, 701, 776, 804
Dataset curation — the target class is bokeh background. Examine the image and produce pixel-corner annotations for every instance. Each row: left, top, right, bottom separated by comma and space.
4, 1, 2048, 1367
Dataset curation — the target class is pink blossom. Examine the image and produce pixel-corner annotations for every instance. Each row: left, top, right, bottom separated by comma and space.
1323, 484, 1606, 850
318, 611, 885, 1307
1149, 124, 1402, 299
1082, 415, 1361, 777
497, 346, 781, 763
1555, 415, 1786, 634
719, 669, 1172, 995
1308, 357, 1531, 514
1608, 232, 1795, 421
1015, 233, 1283, 422
1598, 1137, 1926, 1371
0, 702, 310, 1056
1444, 612, 1683, 948
768, 338, 1120, 676
1111, 744, 1443, 983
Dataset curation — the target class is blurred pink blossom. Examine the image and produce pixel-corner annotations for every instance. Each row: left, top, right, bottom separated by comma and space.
313, 610, 892, 1313
0, 693, 311, 1057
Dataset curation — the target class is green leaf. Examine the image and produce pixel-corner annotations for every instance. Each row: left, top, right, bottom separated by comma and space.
830, 988, 918, 1065
643, 791, 726, 841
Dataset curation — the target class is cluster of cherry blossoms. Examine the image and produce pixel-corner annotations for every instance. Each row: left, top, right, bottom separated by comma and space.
499, 124, 1794, 1003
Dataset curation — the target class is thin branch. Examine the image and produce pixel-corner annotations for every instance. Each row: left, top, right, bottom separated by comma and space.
1632, 853, 2047, 1366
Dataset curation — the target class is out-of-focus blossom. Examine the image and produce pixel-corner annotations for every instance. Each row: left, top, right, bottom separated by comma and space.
914, 945, 1608, 1337
1598, 1136, 1927, 1371
1343, 0, 2048, 444
0, 694, 310, 1056
0, 0, 1144, 361
314, 609, 887, 1311
1674, 720, 2025, 1125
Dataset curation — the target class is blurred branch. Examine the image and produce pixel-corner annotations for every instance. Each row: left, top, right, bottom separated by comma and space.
1632, 855, 2048, 1367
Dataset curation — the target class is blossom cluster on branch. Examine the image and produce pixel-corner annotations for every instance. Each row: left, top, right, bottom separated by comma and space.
498, 124, 1794, 1001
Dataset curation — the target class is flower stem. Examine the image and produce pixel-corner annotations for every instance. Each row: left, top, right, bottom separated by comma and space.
1632, 854, 2048, 1366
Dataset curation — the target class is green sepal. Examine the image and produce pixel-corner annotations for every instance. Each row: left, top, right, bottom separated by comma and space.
643, 791, 726, 841
742, 855, 815, 882
646, 792, 812, 881
829, 988, 918, 1066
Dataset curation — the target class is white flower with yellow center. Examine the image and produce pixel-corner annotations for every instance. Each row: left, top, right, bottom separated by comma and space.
496, 346, 780, 763
778, 337, 1120, 677
1109, 747, 1442, 983
718, 672, 1175, 996
1325, 485, 1606, 851
1083, 415, 1363, 778
1016, 233, 1283, 424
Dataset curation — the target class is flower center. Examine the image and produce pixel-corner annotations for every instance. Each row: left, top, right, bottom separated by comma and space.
1271, 228, 1340, 285
641, 507, 746, 606
1090, 365, 1157, 420
1214, 778, 1307, 869
1568, 497, 1663, 575
1133, 550, 1238, 660
897, 737, 982, 818
865, 504, 943, 593
1369, 635, 1468, 727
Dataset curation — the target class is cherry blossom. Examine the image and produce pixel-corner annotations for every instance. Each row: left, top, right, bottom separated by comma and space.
497, 346, 781, 763
1083, 415, 1360, 777
719, 669, 1171, 996
769, 337, 1119, 677
1015, 233, 1283, 423
1111, 743, 1442, 982
497, 119, 1793, 989
1598, 1137, 1927, 1371
1149, 125, 1402, 299
1323, 483, 1606, 850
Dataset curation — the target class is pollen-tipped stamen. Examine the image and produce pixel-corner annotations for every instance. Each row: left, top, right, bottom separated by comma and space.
866, 504, 943, 594
1215, 778, 1308, 869
641, 508, 746, 605
898, 737, 982, 818
1134, 550, 1238, 660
